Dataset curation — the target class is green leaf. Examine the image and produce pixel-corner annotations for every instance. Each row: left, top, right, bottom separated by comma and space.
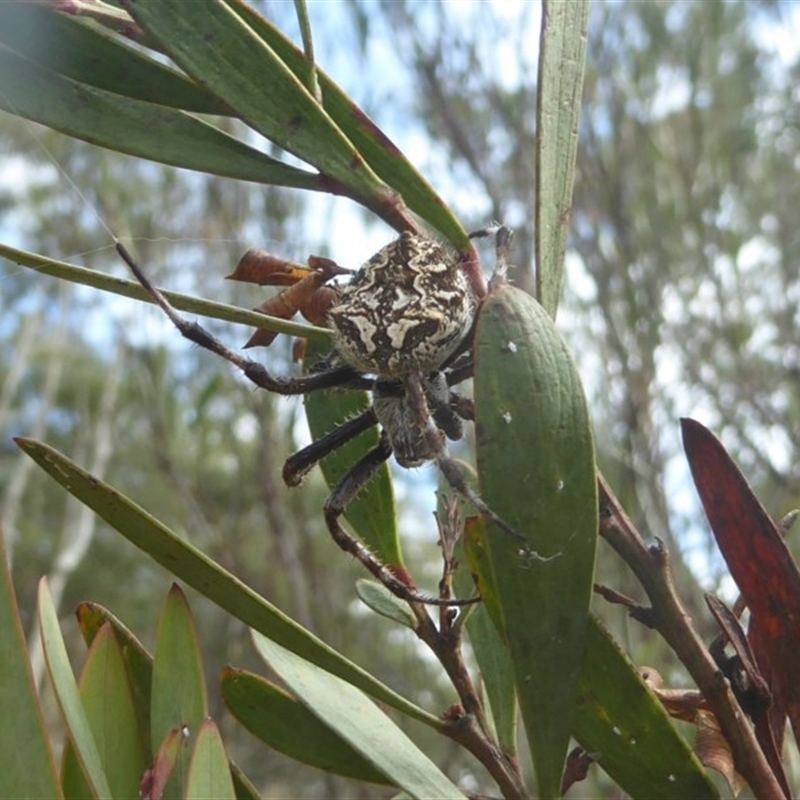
230, 763, 261, 800
0, 242, 331, 343
0, 3, 228, 114
15, 437, 438, 730
75, 604, 259, 800
221, 667, 392, 785
0, 49, 319, 190
469, 539, 719, 798
355, 579, 417, 628
0, 526, 62, 800
251, 633, 465, 799
37, 578, 113, 800
303, 340, 400, 566
574, 617, 719, 799
535, 0, 590, 317
184, 720, 237, 800
61, 623, 147, 800
76, 603, 154, 759
150, 585, 209, 800
474, 285, 597, 798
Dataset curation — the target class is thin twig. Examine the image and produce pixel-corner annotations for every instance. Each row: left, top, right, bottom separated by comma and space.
407, 601, 528, 798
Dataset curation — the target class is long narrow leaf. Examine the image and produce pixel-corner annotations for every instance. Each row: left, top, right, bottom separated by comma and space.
123, 0, 387, 202
0, 48, 319, 190
0, 3, 228, 114
226, 0, 468, 245
535, 0, 590, 317
15, 438, 440, 730
38, 578, 113, 800
0, 242, 331, 343
0, 527, 62, 800
221, 668, 392, 785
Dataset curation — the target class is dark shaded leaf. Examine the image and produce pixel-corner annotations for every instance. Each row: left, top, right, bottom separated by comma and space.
303, 340, 401, 566
0, 2, 227, 113
0, 48, 318, 189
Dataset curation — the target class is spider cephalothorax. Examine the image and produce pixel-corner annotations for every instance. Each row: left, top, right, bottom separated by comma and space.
117, 226, 516, 605
328, 232, 477, 378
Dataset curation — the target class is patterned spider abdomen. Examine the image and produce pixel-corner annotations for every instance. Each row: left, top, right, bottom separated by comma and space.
328, 232, 476, 378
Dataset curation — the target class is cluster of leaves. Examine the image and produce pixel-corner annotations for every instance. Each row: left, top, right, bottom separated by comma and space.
1, 1, 799, 798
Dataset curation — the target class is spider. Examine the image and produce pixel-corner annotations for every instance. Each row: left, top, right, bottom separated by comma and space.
115, 226, 519, 605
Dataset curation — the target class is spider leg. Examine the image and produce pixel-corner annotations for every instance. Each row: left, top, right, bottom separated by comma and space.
323, 432, 479, 607
444, 352, 474, 386
283, 407, 378, 486
447, 391, 474, 422
405, 371, 527, 546
116, 241, 361, 395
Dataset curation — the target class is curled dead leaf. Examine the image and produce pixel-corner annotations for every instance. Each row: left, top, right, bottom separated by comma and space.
695, 709, 746, 796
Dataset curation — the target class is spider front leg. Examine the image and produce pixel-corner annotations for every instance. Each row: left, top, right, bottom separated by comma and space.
116, 241, 361, 396
323, 432, 480, 607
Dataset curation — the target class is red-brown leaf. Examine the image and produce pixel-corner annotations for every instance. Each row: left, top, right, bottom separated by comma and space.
243, 273, 326, 349
681, 417, 800, 748
227, 249, 313, 286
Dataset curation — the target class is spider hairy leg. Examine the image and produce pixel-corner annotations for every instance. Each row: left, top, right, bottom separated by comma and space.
322, 432, 480, 607
283, 407, 378, 486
